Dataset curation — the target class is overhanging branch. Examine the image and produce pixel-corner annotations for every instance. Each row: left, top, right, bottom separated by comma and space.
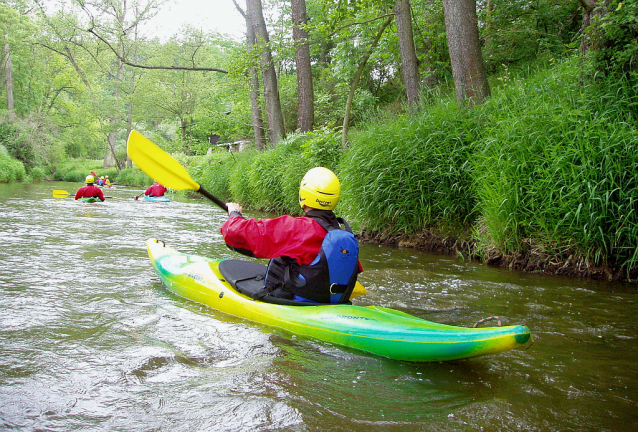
87, 27, 228, 74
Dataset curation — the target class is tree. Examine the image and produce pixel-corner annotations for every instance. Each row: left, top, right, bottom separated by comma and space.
578, 0, 598, 56
3, 34, 15, 119
232, 0, 267, 150
78, 0, 165, 169
341, 14, 394, 147
579, 0, 638, 81
394, 0, 420, 108
292, 0, 314, 131
1, 3, 36, 120
246, 0, 286, 146
442, 0, 490, 105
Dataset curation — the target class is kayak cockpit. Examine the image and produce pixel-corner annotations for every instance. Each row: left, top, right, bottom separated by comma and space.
218, 259, 349, 306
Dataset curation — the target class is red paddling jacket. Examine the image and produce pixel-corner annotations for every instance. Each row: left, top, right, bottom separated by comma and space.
145, 183, 167, 197
75, 185, 105, 201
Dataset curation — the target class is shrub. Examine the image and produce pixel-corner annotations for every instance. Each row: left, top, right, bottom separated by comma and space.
0, 145, 27, 183
588, 0, 638, 81
117, 167, 153, 187
29, 166, 46, 182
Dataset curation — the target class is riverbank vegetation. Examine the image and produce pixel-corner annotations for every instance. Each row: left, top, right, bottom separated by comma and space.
192, 58, 638, 281
1, 0, 637, 280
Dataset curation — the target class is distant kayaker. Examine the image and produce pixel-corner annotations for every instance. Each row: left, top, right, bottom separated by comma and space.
221, 167, 362, 304
75, 175, 105, 202
104, 175, 111, 187
145, 182, 168, 198
96, 176, 104, 186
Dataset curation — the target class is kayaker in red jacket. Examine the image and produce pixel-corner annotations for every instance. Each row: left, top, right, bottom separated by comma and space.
145, 182, 168, 197
221, 167, 362, 303
75, 175, 105, 201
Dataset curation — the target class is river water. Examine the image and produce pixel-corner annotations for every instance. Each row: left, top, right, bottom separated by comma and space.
0, 182, 636, 431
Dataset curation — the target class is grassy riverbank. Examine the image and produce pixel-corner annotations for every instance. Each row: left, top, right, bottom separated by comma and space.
195, 58, 638, 281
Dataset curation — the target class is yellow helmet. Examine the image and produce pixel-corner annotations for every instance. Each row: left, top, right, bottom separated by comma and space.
299, 167, 340, 210
85, 175, 95, 184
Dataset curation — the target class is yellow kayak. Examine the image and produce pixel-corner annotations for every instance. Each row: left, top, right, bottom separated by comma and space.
146, 238, 532, 362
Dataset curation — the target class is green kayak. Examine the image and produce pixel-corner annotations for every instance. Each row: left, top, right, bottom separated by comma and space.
146, 238, 532, 362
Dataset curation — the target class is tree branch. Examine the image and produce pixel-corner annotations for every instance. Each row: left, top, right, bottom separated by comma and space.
87, 27, 228, 73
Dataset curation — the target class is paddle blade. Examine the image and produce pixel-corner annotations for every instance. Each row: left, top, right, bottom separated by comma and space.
53, 190, 70, 198
127, 130, 200, 192
350, 282, 368, 299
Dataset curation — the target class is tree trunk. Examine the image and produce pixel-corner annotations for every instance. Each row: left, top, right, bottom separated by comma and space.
578, 0, 604, 56
4, 37, 16, 120
292, 0, 314, 131
442, 0, 490, 106
247, 26, 267, 150
342, 15, 394, 147
394, 0, 420, 109
106, 58, 124, 170
246, 0, 286, 146
234, 0, 267, 150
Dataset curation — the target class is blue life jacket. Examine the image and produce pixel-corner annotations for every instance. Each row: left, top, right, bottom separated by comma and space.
263, 216, 359, 304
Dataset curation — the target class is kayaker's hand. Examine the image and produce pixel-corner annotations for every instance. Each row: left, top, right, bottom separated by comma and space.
226, 202, 242, 216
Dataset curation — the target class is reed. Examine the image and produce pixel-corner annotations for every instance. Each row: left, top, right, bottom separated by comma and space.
339, 102, 480, 235
473, 60, 638, 272
196, 58, 638, 275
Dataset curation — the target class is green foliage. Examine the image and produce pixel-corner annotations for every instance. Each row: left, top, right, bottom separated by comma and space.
227, 149, 259, 206
117, 167, 153, 187
192, 150, 240, 202
52, 159, 118, 183
0, 145, 27, 183
339, 104, 479, 235
588, 0, 638, 81
29, 166, 46, 182
0, 114, 63, 170
479, 1, 581, 73
473, 59, 638, 272
299, 127, 343, 169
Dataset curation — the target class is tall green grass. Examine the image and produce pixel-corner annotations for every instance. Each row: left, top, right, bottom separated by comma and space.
339, 102, 480, 235
117, 166, 153, 187
474, 64, 638, 271
194, 58, 638, 275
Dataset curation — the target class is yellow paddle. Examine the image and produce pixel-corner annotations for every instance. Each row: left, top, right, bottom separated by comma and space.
53, 190, 71, 198
127, 130, 228, 211
351, 282, 367, 299
52, 190, 115, 199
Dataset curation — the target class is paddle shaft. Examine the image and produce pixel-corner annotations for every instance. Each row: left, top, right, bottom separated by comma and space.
53, 191, 114, 199
198, 186, 228, 212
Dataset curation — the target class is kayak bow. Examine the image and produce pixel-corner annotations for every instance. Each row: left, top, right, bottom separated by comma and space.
146, 239, 532, 362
